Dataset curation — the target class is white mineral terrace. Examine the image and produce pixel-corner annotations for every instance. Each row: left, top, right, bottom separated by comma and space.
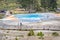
0, 13, 60, 30
0, 13, 60, 40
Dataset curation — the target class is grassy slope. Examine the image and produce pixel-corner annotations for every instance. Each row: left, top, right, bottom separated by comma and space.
57, 0, 60, 8
0, 14, 5, 19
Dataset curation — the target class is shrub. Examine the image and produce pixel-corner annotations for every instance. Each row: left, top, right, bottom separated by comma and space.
15, 37, 18, 40
52, 32, 59, 37
28, 29, 35, 36
37, 32, 44, 39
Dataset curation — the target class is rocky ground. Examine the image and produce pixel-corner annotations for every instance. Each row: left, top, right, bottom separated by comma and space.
0, 30, 60, 40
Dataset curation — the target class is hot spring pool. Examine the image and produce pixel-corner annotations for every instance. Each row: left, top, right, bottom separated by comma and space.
14, 13, 55, 22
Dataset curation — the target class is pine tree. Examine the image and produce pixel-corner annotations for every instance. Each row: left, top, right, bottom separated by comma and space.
41, 0, 57, 12
49, 0, 57, 11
